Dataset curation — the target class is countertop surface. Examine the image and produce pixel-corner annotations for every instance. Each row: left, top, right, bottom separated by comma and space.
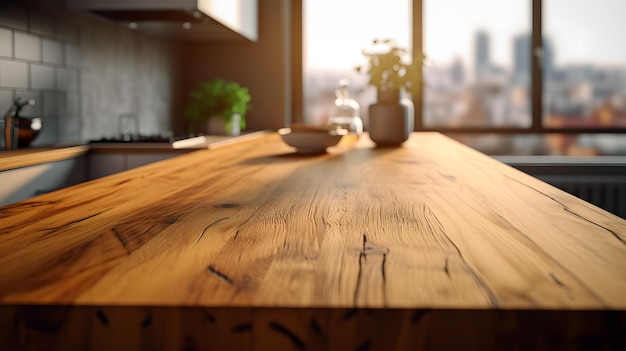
0, 133, 263, 171
1, 132, 625, 310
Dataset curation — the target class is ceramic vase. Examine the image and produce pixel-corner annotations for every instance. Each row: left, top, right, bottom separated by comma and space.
368, 89, 413, 146
205, 114, 241, 136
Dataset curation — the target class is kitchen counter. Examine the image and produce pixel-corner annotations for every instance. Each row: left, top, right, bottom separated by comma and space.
0, 145, 89, 172
0, 133, 266, 172
1, 132, 625, 350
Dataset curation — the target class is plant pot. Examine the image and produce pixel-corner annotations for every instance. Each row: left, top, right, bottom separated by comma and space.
205, 114, 241, 136
368, 89, 413, 146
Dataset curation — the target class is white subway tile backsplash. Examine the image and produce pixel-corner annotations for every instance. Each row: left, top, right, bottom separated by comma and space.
31, 64, 56, 90
43, 38, 64, 65
0, 28, 12, 58
58, 115, 79, 141
66, 92, 79, 117
65, 44, 79, 67
0, 89, 13, 114
14, 32, 40, 61
0, 60, 28, 88
56, 68, 78, 92
43, 92, 65, 115
2, 2, 172, 146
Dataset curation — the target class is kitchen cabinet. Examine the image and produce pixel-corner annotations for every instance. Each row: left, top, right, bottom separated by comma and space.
66, 0, 258, 41
87, 153, 125, 179
87, 133, 256, 179
88, 147, 194, 180
0, 146, 88, 206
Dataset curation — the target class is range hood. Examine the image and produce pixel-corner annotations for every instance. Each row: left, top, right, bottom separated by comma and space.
67, 0, 257, 42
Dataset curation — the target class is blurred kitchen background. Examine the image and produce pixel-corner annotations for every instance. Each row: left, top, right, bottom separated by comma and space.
0, 0, 288, 148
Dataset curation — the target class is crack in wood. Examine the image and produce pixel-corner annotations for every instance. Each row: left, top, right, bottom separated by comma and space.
44, 211, 106, 237
428, 208, 500, 307
207, 265, 235, 285
354, 234, 390, 306
310, 317, 324, 337
506, 175, 625, 246
269, 321, 306, 350
194, 217, 229, 244
96, 309, 109, 326
381, 252, 387, 282
234, 230, 240, 239
550, 272, 569, 289
231, 322, 252, 333
354, 243, 365, 304
141, 314, 152, 328
339, 308, 359, 322
362, 234, 368, 261
163, 217, 178, 225
444, 257, 450, 277
500, 176, 616, 304
111, 227, 131, 254
202, 310, 216, 323
115, 179, 131, 186
215, 203, 240, 209
410, 309, 431, 324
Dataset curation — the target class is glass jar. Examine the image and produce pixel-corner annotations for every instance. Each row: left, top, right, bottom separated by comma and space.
328, 79, 363, 139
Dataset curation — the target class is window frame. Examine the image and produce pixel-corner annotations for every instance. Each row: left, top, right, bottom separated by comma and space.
292, 0, 626, 134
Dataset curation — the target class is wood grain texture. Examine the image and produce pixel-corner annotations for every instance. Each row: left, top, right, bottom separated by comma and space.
2, 132, 626, 349
0, 145, 89, 171
1, 132, 625, 310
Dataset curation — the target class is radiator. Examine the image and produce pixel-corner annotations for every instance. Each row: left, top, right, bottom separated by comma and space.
537, 175, 626, 219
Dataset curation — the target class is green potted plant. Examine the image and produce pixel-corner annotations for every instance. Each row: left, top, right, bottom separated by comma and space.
185, 79, 252, 135
356, 38, 422, 95
356, 39, 424, 146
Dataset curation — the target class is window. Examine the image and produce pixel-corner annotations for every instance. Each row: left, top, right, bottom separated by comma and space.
296, 0, 626, 155
302, 0, 411, 126
423, 0, 530, 128
543, 0, 626, 129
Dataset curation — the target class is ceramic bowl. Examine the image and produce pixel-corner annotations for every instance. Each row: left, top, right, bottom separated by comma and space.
278, 127, 347, 154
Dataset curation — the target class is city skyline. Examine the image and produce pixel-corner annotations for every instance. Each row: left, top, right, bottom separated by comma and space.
303, 0, 626, 133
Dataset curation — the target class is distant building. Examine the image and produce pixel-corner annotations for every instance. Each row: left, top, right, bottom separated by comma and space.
450, 57, 465, 85
513, 33, 554, 79
474, 30, 490, 79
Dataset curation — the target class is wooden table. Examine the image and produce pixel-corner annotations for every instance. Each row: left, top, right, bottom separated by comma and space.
1, 132, 625, 350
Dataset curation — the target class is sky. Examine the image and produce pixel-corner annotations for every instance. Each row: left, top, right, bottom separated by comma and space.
544, 0, 626, 66
304, 0, 411, 71
305, 0, 626, 71
424, 0, 529, 66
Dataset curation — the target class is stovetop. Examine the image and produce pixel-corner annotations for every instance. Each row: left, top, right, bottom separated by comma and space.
89, 134, 176, 143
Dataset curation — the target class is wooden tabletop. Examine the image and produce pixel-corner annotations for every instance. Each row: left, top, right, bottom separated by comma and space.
1, 132, 625, 310
2, 132, 626, 350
